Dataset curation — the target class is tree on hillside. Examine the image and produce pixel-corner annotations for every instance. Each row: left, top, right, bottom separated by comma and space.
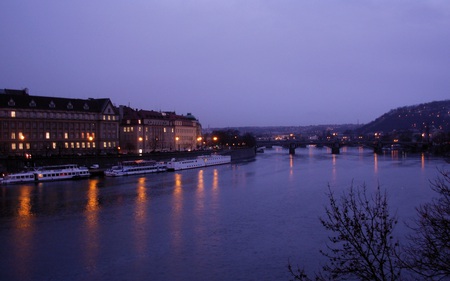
288, 184, 401, 281
402, 169, 450, 280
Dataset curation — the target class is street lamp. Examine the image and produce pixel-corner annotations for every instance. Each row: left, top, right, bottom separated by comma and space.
87, 135, 95, 153
138, 137, 143, 154
175, 136, 180, 151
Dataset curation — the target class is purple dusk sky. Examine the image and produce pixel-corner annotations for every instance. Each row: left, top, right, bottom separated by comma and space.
1, 1, 449, 128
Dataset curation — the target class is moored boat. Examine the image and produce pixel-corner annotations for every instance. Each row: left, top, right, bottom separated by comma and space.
1, 164, 90, 184
34, 164, 90, 181
166, 155, 231, 171
104, 160, 166, 177
1, 171, 36, 184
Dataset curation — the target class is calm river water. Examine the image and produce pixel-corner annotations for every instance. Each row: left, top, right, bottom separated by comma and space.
0, 147, 448, 281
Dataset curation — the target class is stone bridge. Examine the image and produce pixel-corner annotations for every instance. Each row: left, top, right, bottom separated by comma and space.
256, 139, 429, 155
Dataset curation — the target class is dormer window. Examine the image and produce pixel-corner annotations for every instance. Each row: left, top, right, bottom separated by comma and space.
8, 98, 15, 106
49, 101, 56, 108
67, 102, 73, 110
83, 103, 89, 110
29, 100, 36, 107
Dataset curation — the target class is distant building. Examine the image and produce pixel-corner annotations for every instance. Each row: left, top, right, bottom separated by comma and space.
0, 89, 119, 157
118, 106, 202, 154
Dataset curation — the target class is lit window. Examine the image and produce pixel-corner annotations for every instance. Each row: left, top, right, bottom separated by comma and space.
87, 142, 90, 148
11, 143, 16, 150
64, 132, 68, 139
92, 142, 96, 148
11, 132, 16, 139
45, 132, 50, 139
108, 115, 111, 121
71, 142, 74, 148
11, 111, 16, 118
26, 143, 30, 149
123, 127, 127, 132
76, 142, 80, 148
103, 142, 107, 148
82, 142, 85, 148
138, 119, 141, 124
65, 142, 69, 149
52, 142, 56, 149
19, 143, 23, 150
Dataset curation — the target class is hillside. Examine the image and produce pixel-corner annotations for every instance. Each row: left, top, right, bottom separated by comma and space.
358, 100, 450, 134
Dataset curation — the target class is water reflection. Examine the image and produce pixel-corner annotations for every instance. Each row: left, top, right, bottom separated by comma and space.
421, 153, 425, 170
374, 153, 379, 174
84, 179, 100, 269
134, 177, 148, 256
331, 154, 337, 182
289, 154, 294, 178
212, 169, 219, 191
196, 170, 205, 213
13, 185, 35, 281
171, 173, 183, 251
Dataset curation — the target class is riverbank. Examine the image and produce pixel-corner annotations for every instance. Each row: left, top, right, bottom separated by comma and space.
0, 147, 256, 174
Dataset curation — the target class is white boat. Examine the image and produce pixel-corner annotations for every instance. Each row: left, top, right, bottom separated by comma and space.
1, 164, 90, 184
34, 164, 90, 182
166, 155, 231, 171
1, 171, 36, 184
104, 160, 166, 177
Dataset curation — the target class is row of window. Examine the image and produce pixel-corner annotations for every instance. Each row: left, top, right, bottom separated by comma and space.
2, 121, 97, 130
10, 141, 117, 150
7, 132, 96, 140
123, 126, 176, 133
5, 110, 117, 120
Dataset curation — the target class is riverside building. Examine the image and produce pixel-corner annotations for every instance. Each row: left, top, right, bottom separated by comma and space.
118, 106, 202, 154
0, 89, 119, 157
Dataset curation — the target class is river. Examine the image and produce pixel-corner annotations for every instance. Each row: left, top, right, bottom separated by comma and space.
0, 147, 448, 281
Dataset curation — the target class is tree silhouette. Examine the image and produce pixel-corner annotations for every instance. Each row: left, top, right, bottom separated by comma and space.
289, 184, 401, 281
402, 169, 450, 280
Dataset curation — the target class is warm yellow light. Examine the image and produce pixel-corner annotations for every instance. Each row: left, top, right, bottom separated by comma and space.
197, 137, 202, 142
213, 136, 218, 141
175, 136, 179, 141
138, 137, 143, 142
88, 136, 94, 141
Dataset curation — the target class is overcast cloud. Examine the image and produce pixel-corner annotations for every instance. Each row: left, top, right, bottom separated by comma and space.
1, 0, 449, 127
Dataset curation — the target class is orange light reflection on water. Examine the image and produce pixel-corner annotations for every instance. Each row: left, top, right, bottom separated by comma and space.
374, 153, 378, 174
289, 154, 294, 178
331, 154, 337, 182
84, 179, 100, 269
171, 173, 184, 251
134, 177, 148, 256
13, 185, 35, 281
196, 170, 205, 213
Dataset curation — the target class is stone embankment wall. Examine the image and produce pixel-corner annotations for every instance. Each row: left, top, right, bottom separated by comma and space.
0, 147, 256, 173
